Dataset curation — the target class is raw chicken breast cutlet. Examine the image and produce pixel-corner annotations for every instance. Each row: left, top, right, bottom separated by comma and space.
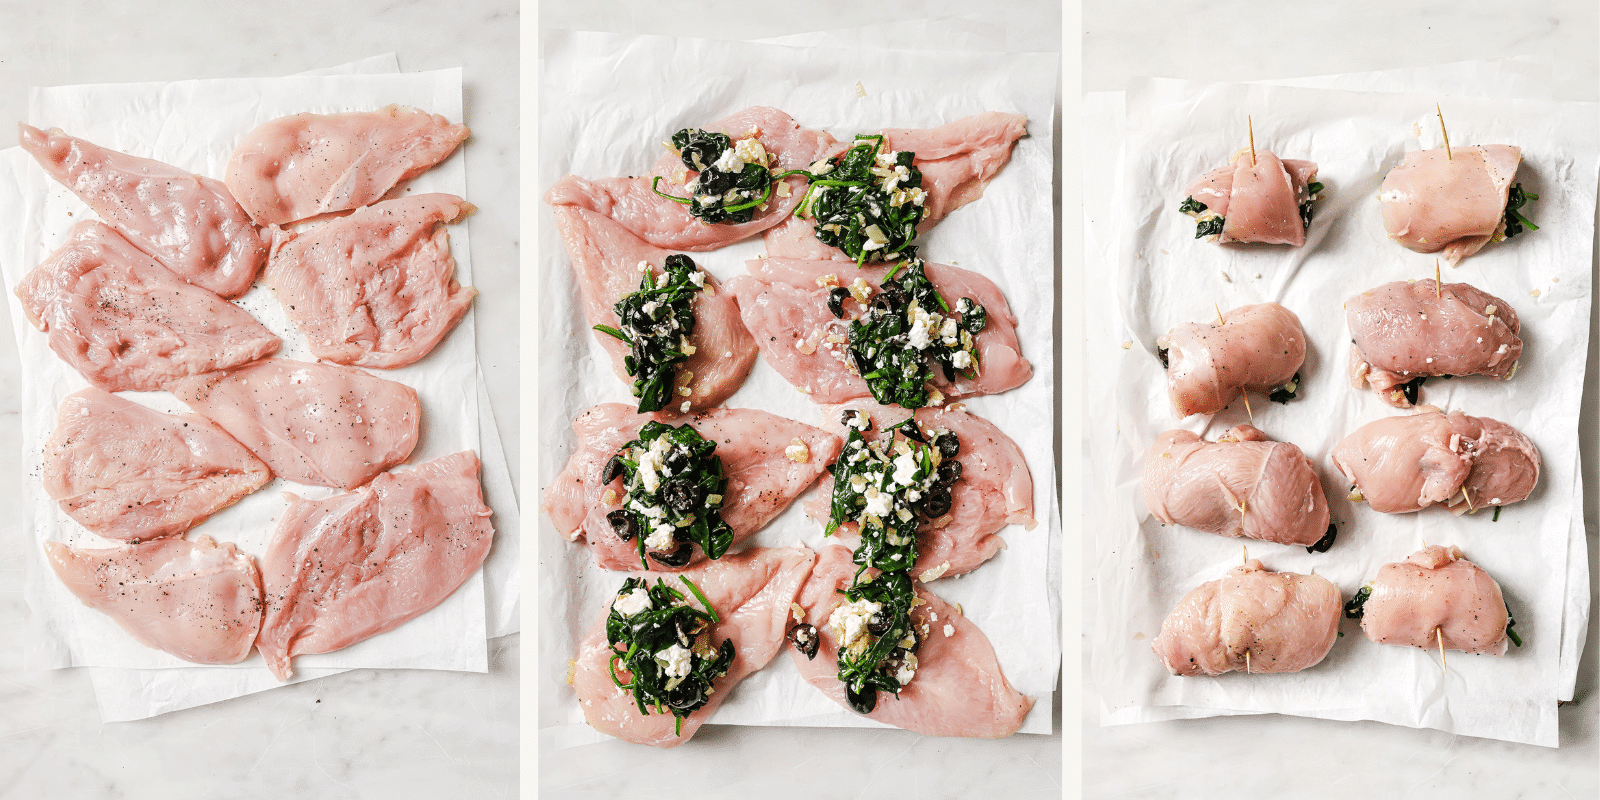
1153, 558, 1340, 676
1356, 545, 1510, 656
1347, 279, 1521, 408
256, 451, 494, 681
46, 535, 263, 665
1380, 144, 1524, 265
788, 545, 1033, 738
572, 547, 816, 747
1144, 424, 1333, 549
18, 123, 268, 298
543, 404, 841, 572
15, 220, 280, 393
267, 192, 477, 368
1180, 148, 1319, 246
553, 205, 757, 411
1160, 302, 1305, 418
171, 359, 420, 490
43, 388, 270, 543
1331, 409, 1539, 514
546, 106, 835, 251
226, 105, 469, 227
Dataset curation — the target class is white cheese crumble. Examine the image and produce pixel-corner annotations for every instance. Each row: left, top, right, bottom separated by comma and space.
828, 599, 881, 655
732, 137, 768, 167
950, 350, 972, 369
612, 588, 652, 617
862, 487, 892, 517
712, 148, 744, 173
892, 450, 920, 486
657, 643, 693, 679
645, 522, 676, 552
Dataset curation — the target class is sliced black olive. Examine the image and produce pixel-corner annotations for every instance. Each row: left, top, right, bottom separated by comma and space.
663, 447, 689, 473
1306, 523, 1337, 554
1400, 376, 1426, 406
786, 623, 820, 659
845, 682, 878, 715
662, 478, 703, 514
918, 488, 952, 518
600, 454, 625, 485
650, 542, 695, 567
827, 287, 850, 318
698, 168, 734, 195
934, 459, 963, 488
880, 651, 912, 681
849, 348, 872, 376
933, 431, 959, 459
866, 611, 892, 637
871, 293, 901, 316
1157, 346, 1170, 369
663, 681, 707, 710
880, 280, 907, 306
606, 509, 637, 542
895, 418, 926, 443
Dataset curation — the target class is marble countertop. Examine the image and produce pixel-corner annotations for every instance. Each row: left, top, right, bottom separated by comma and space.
0, 1, 519, 797
1083, 2, 1598, 797
534, 1, 1065, 798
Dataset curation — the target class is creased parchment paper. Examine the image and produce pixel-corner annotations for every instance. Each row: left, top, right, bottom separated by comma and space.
1086, 73, 1597, 747
539, 30, 1058, 744
0, 60, 517, 720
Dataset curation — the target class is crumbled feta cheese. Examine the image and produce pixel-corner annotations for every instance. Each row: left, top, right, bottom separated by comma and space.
733, 137, 768, 167
943, 624, 955, 638
688, 270, 706, 288
785, 438, 811, 463
612, 587, 652, 617
907, 311, 933, 350
645, 521, 676, 552
657, 643, 693, 679
848, 277, 873, 304
892, 451, 920, 486
713, 148, 744, 173
950, 350, 972, 369
641, 300, 660, 318
679, 400, 691, 413
828, 598, 881, 654
635, 436, 673, 492
862, 487, 892, 517
893, 652, 918, 684
940, 317, 959, 344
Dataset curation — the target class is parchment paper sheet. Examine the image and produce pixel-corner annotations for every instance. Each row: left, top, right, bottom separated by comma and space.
0, 59, 519, 720
539, 30, 1059, 744
1085, 70, 1597, 747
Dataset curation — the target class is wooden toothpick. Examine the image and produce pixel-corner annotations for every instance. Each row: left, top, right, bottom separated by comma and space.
1437, 627, 1448, 673
1241, 390, 1254, 422
1215, 303, 1226, 326
1437, 103, 1452, 160
1245, 649, 1252, 674
1435, 259, 1442, 297
1247, 115, 1257, 167
1461, 487, 1475, 512
1242, 544, 1249, 566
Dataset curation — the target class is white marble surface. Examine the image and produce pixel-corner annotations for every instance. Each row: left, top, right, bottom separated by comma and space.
1083, 1, 1598, 796
534, 1, 1064, 797
0, 1, 519, 796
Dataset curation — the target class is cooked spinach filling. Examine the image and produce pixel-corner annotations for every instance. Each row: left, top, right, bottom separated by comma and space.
819, 411, 962, 714
1177, 196, 1208, 215
650, 127, 778, 224
605, 575, 736, 734
592, 254, 704, 413
844, 258, 985, 410
602, 421, 733, 569
1343, 585, 1371, 619
1502, 183, 1539, 239
1299, 181, 1324, 230
795, 134, 928, 266
1193, 216, 1225, 239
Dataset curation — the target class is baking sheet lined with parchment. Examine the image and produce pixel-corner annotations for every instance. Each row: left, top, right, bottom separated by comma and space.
538, 30, 1059, 745
1088, 74, 1597, 747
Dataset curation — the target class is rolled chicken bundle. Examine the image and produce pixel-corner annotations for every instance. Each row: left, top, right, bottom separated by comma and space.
1161, 302, 1305, 418
1179, 148, 1319, 246
1331, 409, 1539, 514
1354, 545, 1510, 656
1347, 279, 1521, 408
1379, 144, 1524, 265
1153, 558, 1341, 676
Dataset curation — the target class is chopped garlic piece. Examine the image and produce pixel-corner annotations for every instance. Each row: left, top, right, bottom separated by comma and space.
785, 438, 811, 463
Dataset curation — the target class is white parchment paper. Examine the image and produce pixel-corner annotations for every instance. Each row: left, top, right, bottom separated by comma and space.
539, 30, 1059, 743
0, 61, 517, 719
1087, 74, 1597, 747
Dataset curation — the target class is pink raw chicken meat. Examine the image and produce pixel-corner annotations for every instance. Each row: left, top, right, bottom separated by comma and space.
545, 106, 836, 251
728, 257, 1030, 404
1181, 149, 1318, 246
266, 193, 477, 368
789, 545, 1033, 738
1346, 279, 1522, 408
18, 124, 268, 298
1143, 424, 1331, 548
1330, 409, 1539, 514
1162, 302, 1305, 418
45, 534, 263, 665
553, 205, 757, 410
1360, 545, 1509, 656
543, 403, 841, 572
572, 547, 816, 747
764, 112, 1029, 260
1152, 558, 1340, 676
1380, 145, 1522, 265
14, 220, 280, 393
255, 451, 494, 681
225, 105, 470, 227
43, 388, 270, 542
170, 359, 420, 490
805, 401, 1035, 579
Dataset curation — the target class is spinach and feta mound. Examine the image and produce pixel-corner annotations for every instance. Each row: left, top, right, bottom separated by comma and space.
592, 254, 705, 413
795, 134, 928, 265
845, 258, 985, 409
650, 128, 777, 224
829, 570, 921, 714
1499, 183, 1539, 240
602, 420, 734, 569
825, 415, 962, 574
605, 575, 736, 734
